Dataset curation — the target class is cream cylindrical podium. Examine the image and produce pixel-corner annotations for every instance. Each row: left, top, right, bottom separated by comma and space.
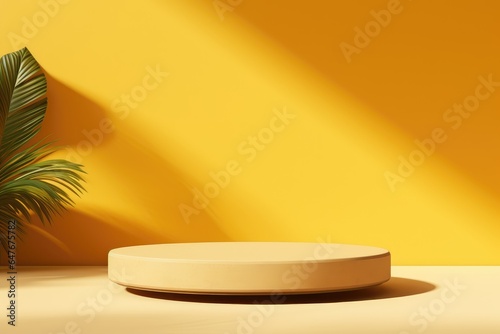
108, 242, 390, 295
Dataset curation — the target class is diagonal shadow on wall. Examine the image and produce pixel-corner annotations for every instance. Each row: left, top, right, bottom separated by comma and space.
231, 0, 500, 200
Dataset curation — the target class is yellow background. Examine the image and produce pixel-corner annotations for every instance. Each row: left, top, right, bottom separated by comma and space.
1, 0, 499, 265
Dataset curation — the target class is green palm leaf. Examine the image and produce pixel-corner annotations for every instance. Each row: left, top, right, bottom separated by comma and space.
0, 48, 86, 250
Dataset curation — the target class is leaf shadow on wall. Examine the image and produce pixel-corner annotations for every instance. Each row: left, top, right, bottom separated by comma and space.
38, 73, 116, 150
6, 75, 231, 265
0, 210, 165, 266
0, 74, 120, 265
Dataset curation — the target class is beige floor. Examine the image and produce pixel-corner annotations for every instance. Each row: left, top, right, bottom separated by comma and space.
0, 266, 498, 333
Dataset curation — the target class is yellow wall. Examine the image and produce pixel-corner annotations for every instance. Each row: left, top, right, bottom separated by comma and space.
1, 0, 500, 265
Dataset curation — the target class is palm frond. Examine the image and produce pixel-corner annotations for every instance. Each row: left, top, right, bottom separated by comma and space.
0, 48, 86, 251
0, 47, 46, 162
